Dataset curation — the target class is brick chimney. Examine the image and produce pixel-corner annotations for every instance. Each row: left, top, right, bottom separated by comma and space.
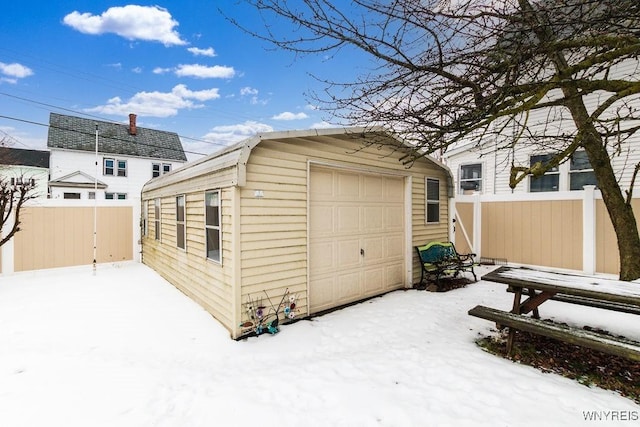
128, 113, 137, 136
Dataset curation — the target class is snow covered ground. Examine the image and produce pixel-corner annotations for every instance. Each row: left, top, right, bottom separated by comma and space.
0, 262, 638, 427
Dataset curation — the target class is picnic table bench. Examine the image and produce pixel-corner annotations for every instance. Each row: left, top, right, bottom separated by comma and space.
468, 266, 640, 361
415, 241, 477, 290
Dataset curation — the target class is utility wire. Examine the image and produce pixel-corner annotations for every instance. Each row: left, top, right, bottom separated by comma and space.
0, 91, 230, 150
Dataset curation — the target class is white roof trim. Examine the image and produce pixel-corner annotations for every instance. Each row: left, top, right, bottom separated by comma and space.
142, 127, 454, 194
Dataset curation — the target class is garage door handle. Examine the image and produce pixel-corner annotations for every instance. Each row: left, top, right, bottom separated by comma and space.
360, 248, 365, 257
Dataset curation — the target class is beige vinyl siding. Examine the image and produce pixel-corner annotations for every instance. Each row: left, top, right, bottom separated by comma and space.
239, 143, 309, 316
13, 206, 132, 272
142, 189, 235, 331
410, 174, 450, 284
240, 137, 450, 313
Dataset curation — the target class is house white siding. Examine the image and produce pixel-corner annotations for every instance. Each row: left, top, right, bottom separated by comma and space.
444, 59, 640, 195
49, 149, 185, 200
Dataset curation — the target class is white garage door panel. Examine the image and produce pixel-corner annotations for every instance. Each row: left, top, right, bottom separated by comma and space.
337, 239, 361, 268
309, 166, 406, 314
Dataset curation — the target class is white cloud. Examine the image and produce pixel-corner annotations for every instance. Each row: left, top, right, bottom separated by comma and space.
187, 47, 216, 57
86, 84, 220, 117
202, 121, 273, 146
153, 67, 171, 74
132, 67, 143, 74
272, 112, 309, 121
0, 62, 34, 79
175, 64, 235, 79
240, 87, 258, 96
63, 5, 186, 46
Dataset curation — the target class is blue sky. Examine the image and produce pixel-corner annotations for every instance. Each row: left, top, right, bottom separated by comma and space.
0, 1, 361, 160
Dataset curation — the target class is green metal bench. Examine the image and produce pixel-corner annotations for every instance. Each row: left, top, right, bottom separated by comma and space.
415, 241, 477, 290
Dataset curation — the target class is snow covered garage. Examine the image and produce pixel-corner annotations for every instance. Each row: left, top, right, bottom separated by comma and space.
141, 128, 453, 338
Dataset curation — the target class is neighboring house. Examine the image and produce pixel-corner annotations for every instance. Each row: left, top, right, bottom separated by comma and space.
0, 146, 50, 198
443, 59, 640, 196
442, 139, 627, 196
47, 113, 187, 200
141, 127, 453, 339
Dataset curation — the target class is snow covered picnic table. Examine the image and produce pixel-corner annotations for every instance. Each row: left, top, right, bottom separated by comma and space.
469, 266, 640, 361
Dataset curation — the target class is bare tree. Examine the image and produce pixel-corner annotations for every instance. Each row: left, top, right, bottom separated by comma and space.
0, 142, 38, 247
229, 0, 640, 280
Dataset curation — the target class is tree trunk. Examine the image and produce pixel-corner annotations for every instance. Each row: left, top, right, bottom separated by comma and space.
581, 132, 640, 281
562, 90, 640, 280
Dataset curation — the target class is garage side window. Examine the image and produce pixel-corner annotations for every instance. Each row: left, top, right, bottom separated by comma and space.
205, 191, 221, 263
176, 195, 185, 250
142, 200, 148, 237
154, 198, 161, 241
426, 178, 440, 223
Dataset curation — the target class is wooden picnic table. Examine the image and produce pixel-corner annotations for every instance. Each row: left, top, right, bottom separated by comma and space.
469, 266, 640, 361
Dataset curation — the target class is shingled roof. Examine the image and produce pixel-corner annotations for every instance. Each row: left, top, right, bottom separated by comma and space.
47, 113, 187, 162
0, 146, 50, 168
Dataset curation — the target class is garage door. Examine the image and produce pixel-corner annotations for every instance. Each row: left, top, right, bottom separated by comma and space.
309, 166, 406, 313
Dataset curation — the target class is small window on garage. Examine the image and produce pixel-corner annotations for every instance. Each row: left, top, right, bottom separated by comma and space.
154, 198, 161, 241
176, 195, 186, 250
425, 178, 440, 223
205, 191, 221, 263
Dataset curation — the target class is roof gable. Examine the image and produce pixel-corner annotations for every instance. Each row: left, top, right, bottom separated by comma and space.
47, 113, 187, 162
49, 170, 107, 189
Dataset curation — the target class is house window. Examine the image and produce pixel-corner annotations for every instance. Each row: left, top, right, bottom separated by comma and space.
529, 154, 559, 192
152, 163, 172, 178
154, 198, 161, 241
106, 193, 127, 200
205, 191, 221, 262
11, 178, 35, 187
570, 150, 598, 190
176, 195, 186, 250
425, 178, 440, 223
117, 160, 127, 177
63, 192, 81, 199
459, 163, 483, 193
104, 158, 127, 176
88, 192, 96, 200
104, 158, 115, 176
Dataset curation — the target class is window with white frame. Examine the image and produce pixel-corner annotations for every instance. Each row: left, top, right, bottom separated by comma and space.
205, 191, 221, 262
63, 192, 81, 199
425, 178, 440, 223
459, 163, 483, 193
154, 198, 161, 241
105, 193, 127, 200
569, 150, 598, 190
176, 195, 186, 250
152, 163, 172, 178
104, 158, 114, 175
142, 201, 148, 237
117, 160, 127, 177
104, 158, 127, 177
529, 154, 559, 192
